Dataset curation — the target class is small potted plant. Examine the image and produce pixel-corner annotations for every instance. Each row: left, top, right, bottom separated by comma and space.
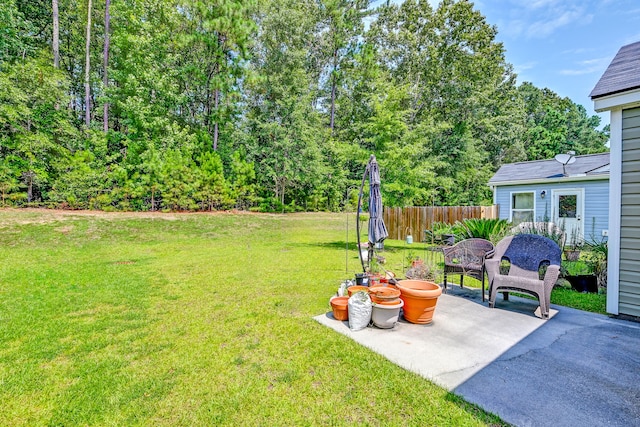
561, 260, 597, 293
367, 256, 383, 286
405, 250, 423, 268
426, 221, 456, 246
583, 239, 607, 289
405, 257, 439, 281
563, 227, 583, 261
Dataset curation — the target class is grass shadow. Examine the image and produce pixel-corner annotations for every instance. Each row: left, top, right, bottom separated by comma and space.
445, 392, 511, 426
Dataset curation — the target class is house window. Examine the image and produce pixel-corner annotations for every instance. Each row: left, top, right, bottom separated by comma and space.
511, 192, 534, 224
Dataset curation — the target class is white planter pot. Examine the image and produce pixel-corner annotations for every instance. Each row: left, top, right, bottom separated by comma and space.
371, 299, 404, 329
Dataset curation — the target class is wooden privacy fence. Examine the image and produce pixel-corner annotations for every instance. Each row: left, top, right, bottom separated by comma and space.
384, 205, 499, 243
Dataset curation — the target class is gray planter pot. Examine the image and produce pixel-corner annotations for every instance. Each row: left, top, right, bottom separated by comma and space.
371, 300, 404, 329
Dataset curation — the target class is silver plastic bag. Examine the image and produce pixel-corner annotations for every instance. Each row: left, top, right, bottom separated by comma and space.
348, 291, 372, 331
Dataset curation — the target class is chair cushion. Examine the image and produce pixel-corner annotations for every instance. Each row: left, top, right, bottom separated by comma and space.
503, 234, 562, 271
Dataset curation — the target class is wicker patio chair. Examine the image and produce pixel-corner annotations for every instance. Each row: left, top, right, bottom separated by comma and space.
442, 238, 495, 301
485, 234, 562, 319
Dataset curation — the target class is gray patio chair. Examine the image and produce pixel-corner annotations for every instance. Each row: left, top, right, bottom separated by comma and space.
485, 234, 562, 319
442, 238, 495, 301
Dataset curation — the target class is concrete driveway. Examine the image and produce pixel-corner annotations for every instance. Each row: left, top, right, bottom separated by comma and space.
314, 286, 640, 427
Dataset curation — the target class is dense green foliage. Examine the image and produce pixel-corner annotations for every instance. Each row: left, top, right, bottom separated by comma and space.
0, 0, 608, 211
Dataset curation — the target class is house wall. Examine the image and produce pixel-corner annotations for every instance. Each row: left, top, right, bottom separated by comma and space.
620, 107, 640, 317
494, 180, 610, 240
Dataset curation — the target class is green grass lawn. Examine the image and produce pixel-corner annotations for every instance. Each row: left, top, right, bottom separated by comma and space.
0, 210, 507, 426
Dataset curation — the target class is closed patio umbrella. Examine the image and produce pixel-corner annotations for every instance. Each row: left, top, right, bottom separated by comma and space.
368, 155, 388, 246
356, 155, 388, 272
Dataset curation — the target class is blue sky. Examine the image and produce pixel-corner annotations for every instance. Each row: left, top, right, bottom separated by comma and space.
371, 0, 640, 127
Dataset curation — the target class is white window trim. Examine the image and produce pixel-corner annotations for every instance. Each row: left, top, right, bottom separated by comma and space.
509, 190, 536, 223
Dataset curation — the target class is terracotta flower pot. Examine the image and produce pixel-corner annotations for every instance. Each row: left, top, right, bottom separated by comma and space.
330, 296, 349, 321
347, 286, 369, 297
396, 279, 442, 324
368, 286, 401, 305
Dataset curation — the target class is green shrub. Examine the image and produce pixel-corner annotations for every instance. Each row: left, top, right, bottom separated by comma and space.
451, 218, 511, 242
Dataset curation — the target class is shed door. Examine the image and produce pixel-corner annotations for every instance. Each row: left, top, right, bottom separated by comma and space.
620, 107, 640, 317
553, 189, 584, 242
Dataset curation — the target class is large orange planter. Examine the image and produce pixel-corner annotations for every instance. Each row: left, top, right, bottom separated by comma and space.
396, 280, 442, 324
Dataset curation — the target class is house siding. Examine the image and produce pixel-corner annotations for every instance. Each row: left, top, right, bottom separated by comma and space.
620, 107, 640, 317
494, 180, 609, 239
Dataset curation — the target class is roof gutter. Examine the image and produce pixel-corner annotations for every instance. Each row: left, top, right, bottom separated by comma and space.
488, 174, 609, 187
593, 87, 640, 112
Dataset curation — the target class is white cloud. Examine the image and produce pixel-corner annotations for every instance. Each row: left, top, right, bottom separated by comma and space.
512, 61, 538, 82
501, 19, 527, 38
559, 57, 611, 76
525, 0, 563, 10
514, 61, 537, 74
496, 1, 595, 39
559, 69, 595, 76
526, 9, 592, 38
510, 0, 564, 11
561, 47, 595, 55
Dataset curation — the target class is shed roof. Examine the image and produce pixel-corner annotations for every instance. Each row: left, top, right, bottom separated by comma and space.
489, 153, 610, 185
590, 41, 640, 99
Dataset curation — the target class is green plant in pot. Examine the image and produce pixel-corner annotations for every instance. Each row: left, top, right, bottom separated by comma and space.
367, 256, 384, 285
580, 217, 607, 289
405, 258, 440, 281
583, 240, 607, 289
563, 227, 583, 261
368, 256, 381, 275
405, 250, 422, 268
426, 221, 455, 245
561, 260, 598, 293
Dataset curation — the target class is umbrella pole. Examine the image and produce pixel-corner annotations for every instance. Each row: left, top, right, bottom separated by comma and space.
355, 159, 370, 273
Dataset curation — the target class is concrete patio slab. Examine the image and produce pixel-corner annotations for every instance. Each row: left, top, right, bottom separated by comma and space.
314, 286, 640, 427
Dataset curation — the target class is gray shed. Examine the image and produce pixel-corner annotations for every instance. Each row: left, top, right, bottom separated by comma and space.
591, 40, 640, 318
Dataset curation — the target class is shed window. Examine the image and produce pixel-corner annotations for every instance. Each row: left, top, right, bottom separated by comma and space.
511, 192, 534, 224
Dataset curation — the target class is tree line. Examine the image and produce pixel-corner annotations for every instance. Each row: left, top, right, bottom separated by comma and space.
0, 0, 608, 212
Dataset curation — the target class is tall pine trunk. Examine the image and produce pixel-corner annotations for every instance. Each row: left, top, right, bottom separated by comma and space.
213, 88, 219, 150
84, 0, 92, 128
52, 0, 59, 68
103, 0, 111, 132
329, 49, 337, 132
212, 32, 226, 151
